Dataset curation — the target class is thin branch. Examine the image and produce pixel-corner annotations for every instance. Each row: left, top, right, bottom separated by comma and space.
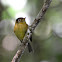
11, 0, 52, 62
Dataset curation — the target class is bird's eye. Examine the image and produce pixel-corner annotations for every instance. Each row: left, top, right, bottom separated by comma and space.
23, 19, 25, 22
18, 19, 21, 23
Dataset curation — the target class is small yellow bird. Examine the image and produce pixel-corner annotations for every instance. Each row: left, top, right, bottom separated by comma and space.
14, 17, 32, 52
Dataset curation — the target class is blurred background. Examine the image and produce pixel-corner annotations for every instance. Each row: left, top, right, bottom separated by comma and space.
0, 0, 62, 62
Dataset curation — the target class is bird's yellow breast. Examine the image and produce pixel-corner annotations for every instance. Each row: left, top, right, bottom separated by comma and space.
14, 22, 28, 41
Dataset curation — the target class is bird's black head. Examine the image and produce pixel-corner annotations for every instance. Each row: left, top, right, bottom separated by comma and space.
16, 17, 25, 23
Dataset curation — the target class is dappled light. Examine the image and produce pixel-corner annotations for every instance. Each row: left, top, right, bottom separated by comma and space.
0, 0, 62, 62
2, 35, 20, 51
1, 0, 27, 11
52, 22, 62, 37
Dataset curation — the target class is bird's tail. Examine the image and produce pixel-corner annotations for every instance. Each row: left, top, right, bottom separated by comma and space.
27, 42, 33, 52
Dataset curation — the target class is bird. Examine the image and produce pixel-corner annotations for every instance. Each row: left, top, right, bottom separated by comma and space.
14, 17, 32, 52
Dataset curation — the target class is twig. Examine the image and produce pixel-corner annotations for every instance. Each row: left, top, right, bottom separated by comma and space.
11, 0, 52, 62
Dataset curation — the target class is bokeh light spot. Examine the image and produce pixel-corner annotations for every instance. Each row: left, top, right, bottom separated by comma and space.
1, 0, 27, 10
2, 35, 20, 51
